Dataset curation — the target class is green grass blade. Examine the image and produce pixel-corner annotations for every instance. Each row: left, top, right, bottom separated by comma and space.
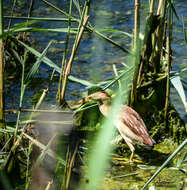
25, 40, 53, 82
93, 28, 131, 54
167, 0, 179, 20
40, 0, 69, 17
73, 0, 81, 15
4, 16, 77, 22
25, 142, 33, 190
5, 27, 78, 34
17, 39, 61, 71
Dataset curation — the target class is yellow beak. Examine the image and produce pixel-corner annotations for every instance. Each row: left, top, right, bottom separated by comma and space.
77, 97, 90, 104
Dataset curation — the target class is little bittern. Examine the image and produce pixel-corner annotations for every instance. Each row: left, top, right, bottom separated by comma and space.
78, 91, 155, 162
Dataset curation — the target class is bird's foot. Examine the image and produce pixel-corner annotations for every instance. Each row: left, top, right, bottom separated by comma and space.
112, 157, 144, 165
130, 158, 144, 164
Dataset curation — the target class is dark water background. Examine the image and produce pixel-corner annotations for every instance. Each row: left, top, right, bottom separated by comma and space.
4, 0, 187, 121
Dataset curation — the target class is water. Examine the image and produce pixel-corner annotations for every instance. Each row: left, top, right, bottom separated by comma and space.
4, 1, 187, 120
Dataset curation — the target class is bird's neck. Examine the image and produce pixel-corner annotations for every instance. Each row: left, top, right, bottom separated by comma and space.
99, 100, 111, 117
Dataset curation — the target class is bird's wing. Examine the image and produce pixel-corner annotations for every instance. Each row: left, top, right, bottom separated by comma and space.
118, 105, 153, 146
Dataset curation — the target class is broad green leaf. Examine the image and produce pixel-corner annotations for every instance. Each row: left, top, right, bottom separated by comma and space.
170, 75, 187, 112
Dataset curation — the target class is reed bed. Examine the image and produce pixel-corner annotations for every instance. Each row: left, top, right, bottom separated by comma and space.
1, 0, 187, 190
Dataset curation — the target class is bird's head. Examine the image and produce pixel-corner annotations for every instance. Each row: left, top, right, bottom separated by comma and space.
78, 91, 111, 105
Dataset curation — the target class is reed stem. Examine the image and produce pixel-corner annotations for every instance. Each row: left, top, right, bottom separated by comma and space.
164, 2, 173, 118
131, 0, 140, 106
57, 0, 73, 105
60, 15, 89, 102
23, 0, 35, 39
149, 0, 155, 14
134, 0, 140, 49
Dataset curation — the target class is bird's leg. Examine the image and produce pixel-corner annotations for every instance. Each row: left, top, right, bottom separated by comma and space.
125, 141, 144, 164
125, 141, 135, 163
129, 151, 134, 163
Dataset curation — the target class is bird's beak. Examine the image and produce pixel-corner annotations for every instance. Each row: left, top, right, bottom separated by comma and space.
77, 97, 90, 105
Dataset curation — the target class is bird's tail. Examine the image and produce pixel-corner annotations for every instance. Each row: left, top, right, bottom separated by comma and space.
143, 138, 155, 150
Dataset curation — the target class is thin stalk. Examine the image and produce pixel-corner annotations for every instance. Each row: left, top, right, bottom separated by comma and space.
164, 2, 173, 118
14, 52, 27, 142
27, 0, 35, 18
25, 142, 33, 190
149, 0, 155, 14
20, 120, 73, 125
164, 38, 171, 118
0, 0, 4, 137
23, 0, 35, 39
59, 1, 90, 104
4, 108, 72, 114
57, 0, 73, 105
65, 143, 78, 190
156, 0, 167, 72
92, 28, 131, 54
113, 64, 122, 91
134, 0, 140, 49
103, 65, 134, 90
157, 0, 164, 15
41, 0, 69, 18
29, 88, 48, 119
131, 0, 140, 106
4, 16, 77, 22
61, 145, 70, 190
141, 138, 187, 190
44, 180, 53, 190
7, 0, 17, 30
61, 15, 89, 102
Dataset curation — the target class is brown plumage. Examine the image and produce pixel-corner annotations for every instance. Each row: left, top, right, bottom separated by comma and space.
79, 91, 155, 162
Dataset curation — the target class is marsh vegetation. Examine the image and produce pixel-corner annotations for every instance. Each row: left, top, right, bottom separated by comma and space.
1, 0, 187, 189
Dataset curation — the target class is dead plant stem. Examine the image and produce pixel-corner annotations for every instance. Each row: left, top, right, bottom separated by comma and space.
61, 16, 89, 102
65, 143, 78, 190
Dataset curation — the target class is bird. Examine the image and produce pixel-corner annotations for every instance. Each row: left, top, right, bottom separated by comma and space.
78, 90, 155, 162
